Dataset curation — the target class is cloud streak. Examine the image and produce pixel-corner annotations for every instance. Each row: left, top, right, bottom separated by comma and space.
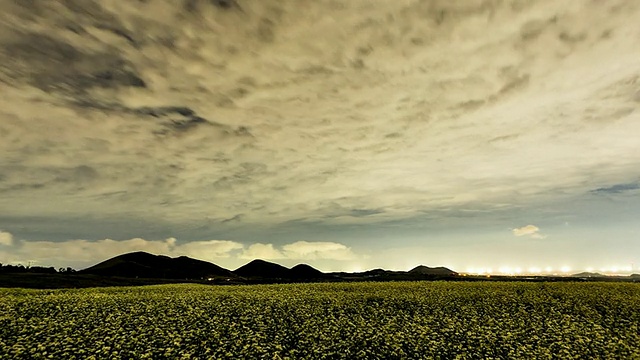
240, 241, 358, 261
0, 230, 12, 246
0, 0, 639, 235
283, 241, 357, 260
513, 225, 546, 239
0, 1, 639, 271
240, 243, 284, 260
592, 183, 640, 194
0, 233, 358, 268
7, 237, 241, 265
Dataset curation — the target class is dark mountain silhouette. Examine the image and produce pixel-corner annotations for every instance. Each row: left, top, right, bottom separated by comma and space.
234, 259, 291, 278
68, 251, 462, 285
80, 253, 327, 281
409, 265, 457, 276
327, 265, 459, 282
571, 272, 606, 278
80, 251, 234, 279
363, 268, 388, 276
288, 264, 326, 279
8, 251, 640, 289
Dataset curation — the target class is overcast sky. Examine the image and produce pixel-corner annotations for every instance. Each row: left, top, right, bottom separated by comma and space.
0, 0, 639, 273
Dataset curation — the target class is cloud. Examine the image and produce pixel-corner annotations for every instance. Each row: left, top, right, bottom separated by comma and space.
283, 241, 357, 260
1, 0, 640, 238
240, 241, 358, 261
591, 183, 640, 194
1, 234, 360, 267
513, 225, 546, 239
239, 243, 285, 260
348, 209, 385, 218
5, 237, 243, 267
174, 240, 243, 259
513, 225, 539, 236
1, 0, 640, 265
0, 230, 12, 246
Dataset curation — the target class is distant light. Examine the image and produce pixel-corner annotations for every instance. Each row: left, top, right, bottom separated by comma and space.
528, 267, 541, 274
545, 266, 552, 273
611, 266, 618, 273
560, 266, 571, 273
585, 267, 594, 273
514, 267, 522, 274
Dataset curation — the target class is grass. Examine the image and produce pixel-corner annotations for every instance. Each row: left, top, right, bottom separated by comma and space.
1, 282, 639, 359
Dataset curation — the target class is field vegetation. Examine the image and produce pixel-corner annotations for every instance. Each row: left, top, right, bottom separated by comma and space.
1, 282, 639, 359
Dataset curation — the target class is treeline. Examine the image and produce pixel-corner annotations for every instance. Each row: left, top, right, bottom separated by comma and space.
0, 264, 76, 274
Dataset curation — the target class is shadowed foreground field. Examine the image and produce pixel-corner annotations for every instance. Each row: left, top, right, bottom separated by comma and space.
1, 282, 639, 359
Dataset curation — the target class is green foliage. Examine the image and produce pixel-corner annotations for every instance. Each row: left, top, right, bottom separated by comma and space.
1, 282, 639, 359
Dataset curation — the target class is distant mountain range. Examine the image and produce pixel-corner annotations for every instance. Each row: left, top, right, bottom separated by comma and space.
571, 272, 606, 278
234, 259, 327, 280
80, 251, 234, 279
4, 253, 639, 289
409, 265, 458, 276
78, 251, 457, 282
571, 272, 640, 278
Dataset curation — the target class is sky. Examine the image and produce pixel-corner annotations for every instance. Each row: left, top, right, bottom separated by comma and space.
0, 0, 639, 274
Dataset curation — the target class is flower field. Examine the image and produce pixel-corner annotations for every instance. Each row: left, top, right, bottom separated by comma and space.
1, 282, 639, 359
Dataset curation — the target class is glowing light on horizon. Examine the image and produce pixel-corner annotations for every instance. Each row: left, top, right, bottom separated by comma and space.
598, 265, 634, 274
460, 264, 637, 276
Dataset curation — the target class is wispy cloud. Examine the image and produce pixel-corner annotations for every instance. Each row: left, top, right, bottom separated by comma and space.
174, 239, 244, 259
1, 237, 243, 267
240, 241, 358, 261
282, 241, 357, 260
1, 0, 640, 275
0, 235, 358, 268
1, 0, 639, 237
0, 230, 13, 246
240, 243, 284, 260
512, 225, 546, 239
591, 183, 640, 194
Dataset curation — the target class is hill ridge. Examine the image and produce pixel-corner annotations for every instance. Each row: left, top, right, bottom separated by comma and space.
81, 251, 233, 279
79, 252, 459, 281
